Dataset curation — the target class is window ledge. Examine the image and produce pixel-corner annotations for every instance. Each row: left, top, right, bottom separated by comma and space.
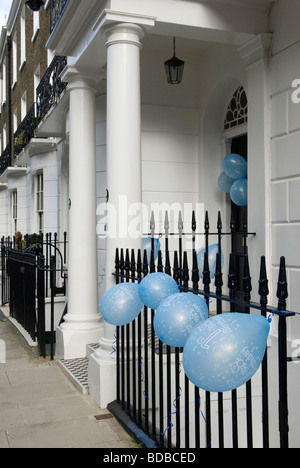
19, 60, 26, 72
31, 27, 40, 43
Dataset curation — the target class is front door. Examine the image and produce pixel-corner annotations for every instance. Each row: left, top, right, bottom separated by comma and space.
230, 134, 248, 309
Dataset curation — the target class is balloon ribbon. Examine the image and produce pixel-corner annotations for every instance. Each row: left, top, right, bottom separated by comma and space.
161, 387, 183, 438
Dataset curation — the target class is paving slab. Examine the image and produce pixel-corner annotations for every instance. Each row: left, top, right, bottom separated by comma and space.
0, 315, 140, 449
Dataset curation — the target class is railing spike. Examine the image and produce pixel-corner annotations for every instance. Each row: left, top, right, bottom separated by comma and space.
157, 251, 163, 272
150, 211, 155, 237
165, 249, 171, 276
217, 211, 222, 231
178, 211, 183, 237
173, 251, 180, 283
205, 211, 210, 230
192, 211, 196, 232
214, 252, 223, 290
202, 251, 211, 287
192, 250, 200, 287
182, 252, 189, 286
259, 256, 269, 298
164, 212, 169, 237
243, 254, 252, 297
277, 256, 288, 308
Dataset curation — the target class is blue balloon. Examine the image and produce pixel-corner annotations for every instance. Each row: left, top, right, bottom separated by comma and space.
230, 178, 248, 207
197, 244, 224, 280
143, 237, 161, 264
154, 293, 209, 348
100, 282, 143, 326
218, 172, 235, 193
183, 313, 270, 393
139, 273, 179, 310
223, 153, 247, 180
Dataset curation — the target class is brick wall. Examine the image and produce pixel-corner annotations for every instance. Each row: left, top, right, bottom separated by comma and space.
0, 0, 50, 151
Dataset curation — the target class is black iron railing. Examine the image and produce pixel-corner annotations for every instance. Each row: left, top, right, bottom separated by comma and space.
1, 237, 11, 306
0, 146, 11, 176
108, 211, 297, 449
36, 55, 67, 125
2, 232, 68, 359
14, 104, 36, 157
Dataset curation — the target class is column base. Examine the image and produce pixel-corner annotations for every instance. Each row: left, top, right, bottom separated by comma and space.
88, 352, 116, 408
56, 322, 103, 360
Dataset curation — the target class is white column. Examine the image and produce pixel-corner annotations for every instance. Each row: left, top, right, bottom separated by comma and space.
100, 23, 145, 353
56, 66, 102, 360
89, 22, 145, 408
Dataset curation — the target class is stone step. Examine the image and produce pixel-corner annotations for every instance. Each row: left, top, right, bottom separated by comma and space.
57, 343, 100, 395
58, 357, 89, 395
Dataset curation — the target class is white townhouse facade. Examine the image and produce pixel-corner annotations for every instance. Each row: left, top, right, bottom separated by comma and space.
1, 0, 300, 447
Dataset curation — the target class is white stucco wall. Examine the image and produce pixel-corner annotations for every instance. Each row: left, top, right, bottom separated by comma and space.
269, 1, 300, 327
266, 0, 300, 448
1, 149, 60, 238
0, 189, 8, 237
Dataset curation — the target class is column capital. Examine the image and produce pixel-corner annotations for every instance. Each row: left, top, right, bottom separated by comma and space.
96, 9, 156, 32
238, 33, 273, 69
102, 22, 145, 49
60, 65, 104, 93
96, 9, 155, 48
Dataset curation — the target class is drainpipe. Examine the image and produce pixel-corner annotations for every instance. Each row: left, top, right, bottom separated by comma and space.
6, 36, 12, 164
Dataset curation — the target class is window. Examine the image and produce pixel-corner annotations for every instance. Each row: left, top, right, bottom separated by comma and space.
12, 32, 17, 86
224, 86, 248, 131
47, 49, 54, 67
32, 11, 40, 42
36, 173, 44, 232
13, 109, 17, 133
21, 91, 27, 121
3, 124, 6, 149
2, 59, 6, 104
20, 7, 26, 69
34, 65, 40, 101
12, 191, 17, 233
0, 72, 2, 110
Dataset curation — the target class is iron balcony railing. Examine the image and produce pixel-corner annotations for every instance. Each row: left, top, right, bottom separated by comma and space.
50, 0, 70, 33
0, 145, 11, 176
36, 55, 67, 125
14, 104, 36, 157
0, 55, 67, 175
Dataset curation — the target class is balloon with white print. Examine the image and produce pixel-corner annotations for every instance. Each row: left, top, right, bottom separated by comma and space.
100, 282, 143, 326
183, 313, 270, 393
154, 293, 209, 348
139, 272, 179, 310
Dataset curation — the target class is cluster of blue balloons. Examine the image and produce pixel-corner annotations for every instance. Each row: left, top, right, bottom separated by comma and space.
100, 272, 209, 348
100, 271, 270, 393
218, 153, 248, 207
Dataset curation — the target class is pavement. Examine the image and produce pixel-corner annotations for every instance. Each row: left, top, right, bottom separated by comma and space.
0, 308, 140, 449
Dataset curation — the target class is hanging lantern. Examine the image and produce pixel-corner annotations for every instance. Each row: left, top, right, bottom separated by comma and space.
164, 37, 185, 85
25, 0, 45, 12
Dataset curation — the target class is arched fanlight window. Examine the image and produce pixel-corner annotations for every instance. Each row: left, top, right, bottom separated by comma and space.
224, 86, 248, 131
